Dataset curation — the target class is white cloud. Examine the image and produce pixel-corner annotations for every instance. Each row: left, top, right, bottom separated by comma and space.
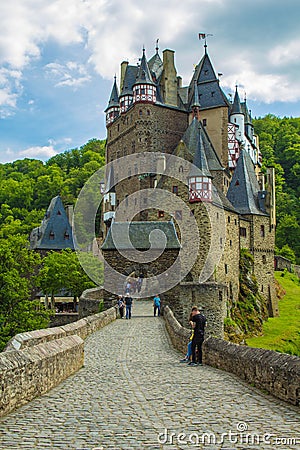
269, 39, 300, 66
19, 145, 58, 159
45, 61, 91, 89
0, 68, 22, 115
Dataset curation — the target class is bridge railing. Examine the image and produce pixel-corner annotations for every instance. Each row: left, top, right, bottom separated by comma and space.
0, 306, 117, 417
163, 305, 300, 407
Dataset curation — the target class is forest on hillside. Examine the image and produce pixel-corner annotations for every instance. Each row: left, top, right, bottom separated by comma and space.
0, 116, 299, 349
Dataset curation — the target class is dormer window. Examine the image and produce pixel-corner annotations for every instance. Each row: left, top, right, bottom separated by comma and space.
49, 231, 55, 240
64, 231, 70, 240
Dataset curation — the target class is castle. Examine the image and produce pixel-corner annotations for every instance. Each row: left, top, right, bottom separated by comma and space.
100, 43, 277, 337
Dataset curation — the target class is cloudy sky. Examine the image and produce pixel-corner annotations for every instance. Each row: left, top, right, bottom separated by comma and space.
0, 0, 299, 163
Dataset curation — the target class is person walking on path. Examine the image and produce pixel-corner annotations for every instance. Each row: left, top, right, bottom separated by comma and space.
125, 293, 133, 319
188, 306, 206, 366
117, 295, 125, 319
180, 313, 194, 363
153, 295, 161, 317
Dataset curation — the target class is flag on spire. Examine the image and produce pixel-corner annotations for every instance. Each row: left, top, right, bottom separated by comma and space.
199, 33, 206, 39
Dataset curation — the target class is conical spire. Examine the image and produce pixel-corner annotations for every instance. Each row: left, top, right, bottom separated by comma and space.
105, 76, 119, 111
189, 125, 211, 178
135, 48, 155, 85
192, 79, 200, 108
231, 86, 243, 115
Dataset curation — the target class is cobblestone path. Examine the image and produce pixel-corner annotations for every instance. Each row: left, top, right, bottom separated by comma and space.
0, 300, 299, 450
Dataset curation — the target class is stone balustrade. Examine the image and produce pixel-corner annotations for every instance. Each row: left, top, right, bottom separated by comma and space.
163, 305, 300, 406
0, 306, 117, 417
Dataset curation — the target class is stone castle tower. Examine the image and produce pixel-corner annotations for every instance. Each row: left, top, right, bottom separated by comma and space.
101, 43, 277, 337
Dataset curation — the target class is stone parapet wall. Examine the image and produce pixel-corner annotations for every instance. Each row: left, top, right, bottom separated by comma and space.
0, 336, 84, 417
79, 287, 104, 319
203, 338, 300, 406
5, 306, 117, 351
163, 305, 190, 354
1, 306, 117, 417
164, 305, 300, 406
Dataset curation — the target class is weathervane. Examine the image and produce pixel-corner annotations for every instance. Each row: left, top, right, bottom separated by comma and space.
198, 33, 213, 53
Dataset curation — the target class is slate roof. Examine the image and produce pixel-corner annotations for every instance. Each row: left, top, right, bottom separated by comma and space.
227, 150, 267, 215
105, 77, 119, 111
231, 87, 243, 115
120, 65, 138, 96
134, 49, 155, 85
148, 51, 163, 81
188, 53, 229, 110
101, 221, 181, 250
182, 118, 224, 172
30, 195, 74, 250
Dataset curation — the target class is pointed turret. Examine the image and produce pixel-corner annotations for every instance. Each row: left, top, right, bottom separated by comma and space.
230, 86, 245, 143
105, 77, 120, 126
187, 119, 212, 202
133, 48, 156, 104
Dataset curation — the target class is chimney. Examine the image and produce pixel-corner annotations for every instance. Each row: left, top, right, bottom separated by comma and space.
120, 61, 128, 92
162, 49, 178, 106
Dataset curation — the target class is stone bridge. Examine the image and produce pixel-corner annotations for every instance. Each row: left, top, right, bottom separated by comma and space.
0, 300, 299, 449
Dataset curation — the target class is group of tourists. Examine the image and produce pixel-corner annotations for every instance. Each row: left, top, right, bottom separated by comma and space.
117, 291, 206, 366
117, 294, 161, 319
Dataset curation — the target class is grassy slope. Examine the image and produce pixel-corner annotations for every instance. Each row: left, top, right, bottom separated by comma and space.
246, 271, 300, 356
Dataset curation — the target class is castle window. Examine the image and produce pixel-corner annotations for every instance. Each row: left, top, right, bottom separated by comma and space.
260, 225, 265, 237
190, 209, 195, 216
228, 216, 231, 223
57, 210, 61, 215
211, 91, 215, 97
261, 285, 264, 292
225, 264, 228, 274
139, 109, 143, 116
125, 195, 128, 206
235, 219, 237, 225
49, 231, 55, 240
172, 186, 178, 195
262, 254, 266, 263
179, 165, 184, 173
240, 227, 247, 237
158, 210, 164, 218
230, 240, 232, 246
235, 180, 240, 186
147, 110, 150, 116
217, 212, 219, 219
175, 210, 182, 220
64, 231, 70, 240
202, 118, 207, 126
117, 124, 120, 131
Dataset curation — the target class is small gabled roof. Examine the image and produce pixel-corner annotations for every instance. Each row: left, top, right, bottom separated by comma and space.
241, 100, 252, 124
105, 77, 119, 111
182, 118, 223, 172
227, 150, 267, 215
134, 49, 155, 86
30, 195, 74, 250
101, 221, 180, 250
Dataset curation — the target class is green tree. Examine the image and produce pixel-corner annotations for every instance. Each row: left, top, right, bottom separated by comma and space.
38, 249, 95, 308
0, 235, 51, 351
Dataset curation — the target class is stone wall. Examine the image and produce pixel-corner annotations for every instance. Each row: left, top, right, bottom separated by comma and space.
1, 306, 117, 417
275, 255, 300, 278
0, 336, 83, 417
50, 313, 79, 327
203, 338, 300, 407
79, 287, 104, 318
164, 305, 300, 406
